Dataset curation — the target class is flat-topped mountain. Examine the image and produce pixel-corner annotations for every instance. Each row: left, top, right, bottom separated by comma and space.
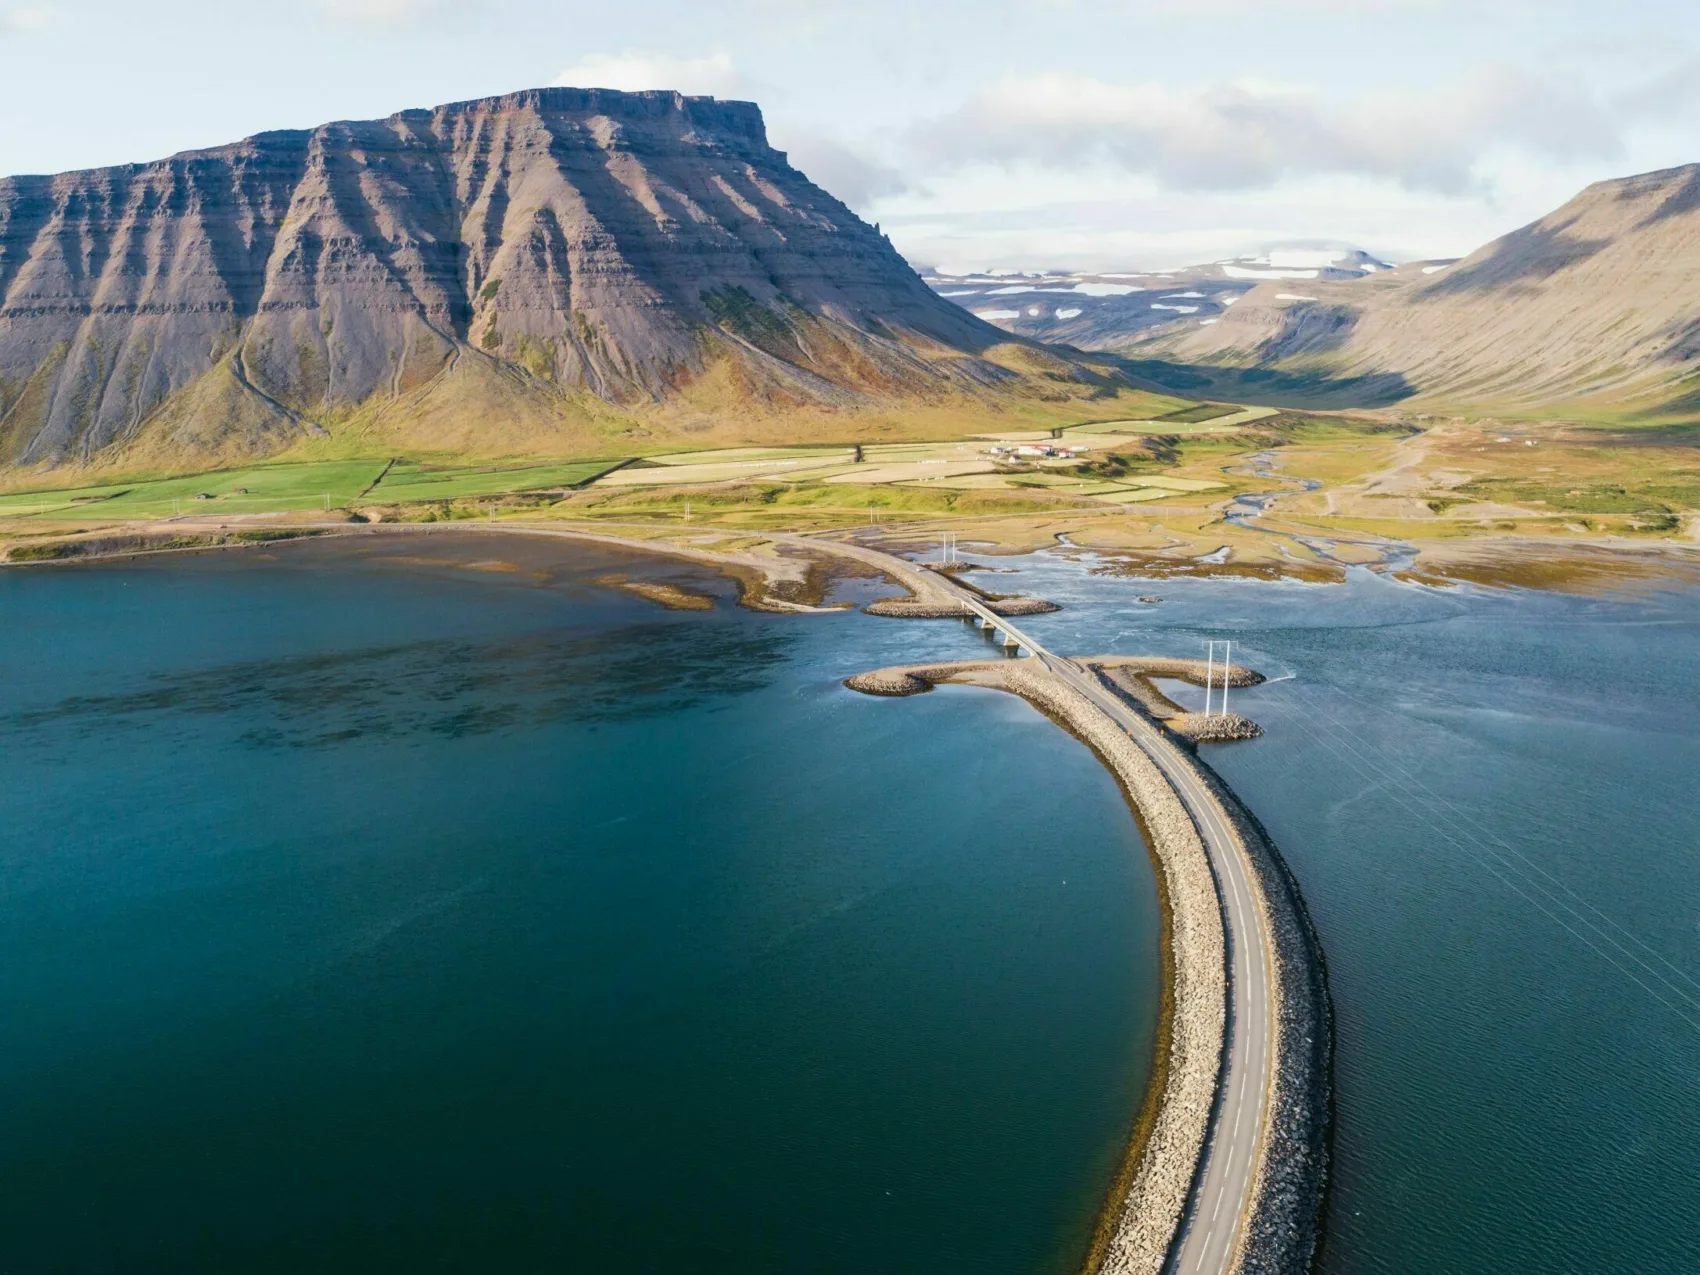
0, 87, 1116, 472
1131, 165, 1700, 416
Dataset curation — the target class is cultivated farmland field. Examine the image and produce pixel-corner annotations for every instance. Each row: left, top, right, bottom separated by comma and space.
363, 459, 624, 503
0, 461, 391, 519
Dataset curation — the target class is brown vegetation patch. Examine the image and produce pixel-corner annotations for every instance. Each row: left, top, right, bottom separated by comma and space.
1398, 539, 1700, 594
594, 573, 716, 611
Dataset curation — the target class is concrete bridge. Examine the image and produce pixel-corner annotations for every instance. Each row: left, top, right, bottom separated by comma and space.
922, 568, 1280, 1275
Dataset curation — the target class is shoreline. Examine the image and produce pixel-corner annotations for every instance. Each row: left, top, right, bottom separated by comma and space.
0, 519, 1069, 620
0, 522, 856, 613
7, 511, 1700, 600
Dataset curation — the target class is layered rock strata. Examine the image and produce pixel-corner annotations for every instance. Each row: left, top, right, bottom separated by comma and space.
0, 88, 1111, 470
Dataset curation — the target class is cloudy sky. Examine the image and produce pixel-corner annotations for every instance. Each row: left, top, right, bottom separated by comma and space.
4, 0, 1700, 270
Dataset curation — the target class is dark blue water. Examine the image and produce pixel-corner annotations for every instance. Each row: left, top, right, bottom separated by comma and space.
0, 536, 1161, 1274
985, 547, 1700, 1275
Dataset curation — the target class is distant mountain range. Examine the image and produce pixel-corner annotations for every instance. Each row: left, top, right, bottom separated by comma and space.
1109, 169, 1700, 417
0, 88, 1122, 474
924, 246, 1395, 350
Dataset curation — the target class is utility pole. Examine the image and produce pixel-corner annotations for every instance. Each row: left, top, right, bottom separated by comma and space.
1222, 640, 1231, 717
1204, 641, 1215, 716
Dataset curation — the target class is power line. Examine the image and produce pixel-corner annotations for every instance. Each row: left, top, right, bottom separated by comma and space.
1289, 679, 1700, 1001
1267, 682, 1700, 1031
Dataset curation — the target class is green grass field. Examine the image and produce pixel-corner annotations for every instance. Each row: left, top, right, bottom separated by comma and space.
363, 459, 625, 503
0, 457, 631, 519
0, 460, 391, 519
1155, 403, 1241, 424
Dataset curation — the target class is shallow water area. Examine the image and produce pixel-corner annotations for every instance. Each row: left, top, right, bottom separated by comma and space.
971, 543, 1700, 1275
0, 534, 1161, 1274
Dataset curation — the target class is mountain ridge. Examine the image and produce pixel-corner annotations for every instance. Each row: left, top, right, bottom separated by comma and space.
0, 87, 1118, 475
1127, 163, 1700, 417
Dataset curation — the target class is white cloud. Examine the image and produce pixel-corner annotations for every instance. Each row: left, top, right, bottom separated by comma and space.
316, 0, 452, 21
553, 51, 742, 97
872, 163, 1542, 273
0, 6, 53, 33
781, 136, 910, 209
908, 66, 1624, 196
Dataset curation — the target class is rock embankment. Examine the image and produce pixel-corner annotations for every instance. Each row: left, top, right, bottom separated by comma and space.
841, 661, 999, 696
1096, 660, 1266, 743
1190, 764, 1332, 1275
1093, 655, 1264, 690
862, 597, 975, 618
861, 593, 1060, 618
849, 657, 1228, 1275
846, 651, 1330, 1275
993, 662, 1227, 1275
986, 596, 1063, 616
1171, 713, 1264, 743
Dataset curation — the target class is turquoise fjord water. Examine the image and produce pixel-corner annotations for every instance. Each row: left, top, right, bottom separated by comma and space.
5, 536, 1700, 1275
0, 535, 1159, 1275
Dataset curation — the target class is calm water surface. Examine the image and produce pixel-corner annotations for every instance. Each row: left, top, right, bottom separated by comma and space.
0, 536, 1160, 1274
994, 546, 1700, 1275
6, 533, 1698, 1274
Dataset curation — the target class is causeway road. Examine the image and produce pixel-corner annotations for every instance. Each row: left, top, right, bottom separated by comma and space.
923, 569, 1275, 1275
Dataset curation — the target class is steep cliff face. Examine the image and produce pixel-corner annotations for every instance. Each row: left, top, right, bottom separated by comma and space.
1142, 163, 1700, 414
0, 88, 1054, 470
